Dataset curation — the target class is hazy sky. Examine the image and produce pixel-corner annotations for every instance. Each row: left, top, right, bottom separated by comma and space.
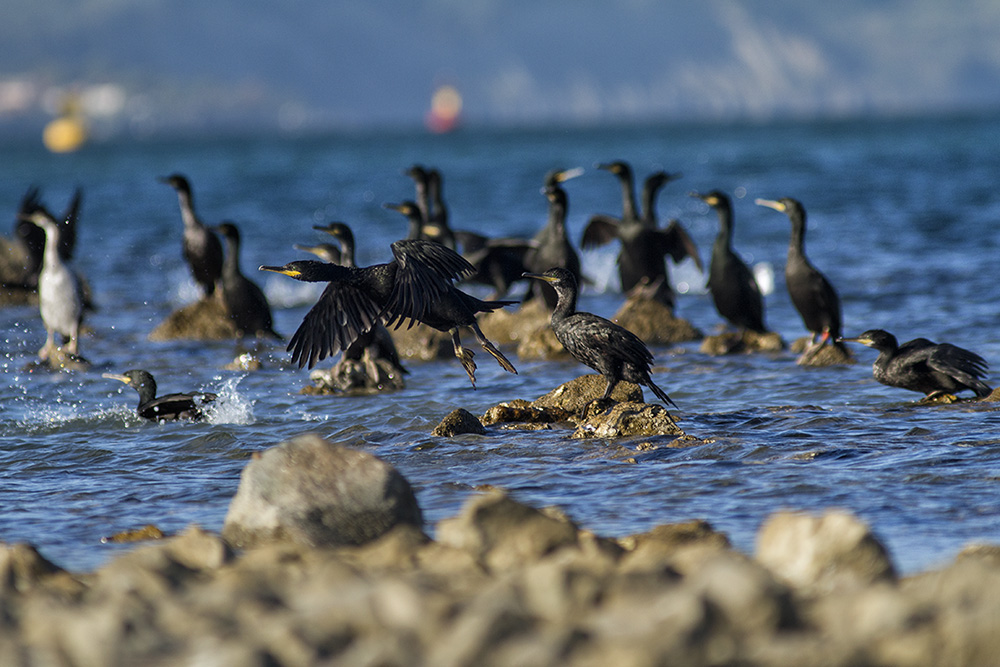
3, 0, 1000, 134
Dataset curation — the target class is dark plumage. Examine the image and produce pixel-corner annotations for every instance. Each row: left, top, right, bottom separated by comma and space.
214, 222, 281, 340
693, 190, 767, 333
159, 173, 224, 297
583, 162, 701, 309
260, 239, 518, 387
839, 329, 991, 399
103, 369, 217, 422
15, 185, 80, 287
757, 197, 843, 351
524, 267, 676, 409
523, 169, 583, 308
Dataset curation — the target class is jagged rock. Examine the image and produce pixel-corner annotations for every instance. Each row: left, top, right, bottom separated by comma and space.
436, 491, 580, 571
480, 399, 574, 426
790, 336, 855, 366
433, 408, 487, 437
531, 374, 642, 414
612, 295, 702, 344
0, 542, 67, 595
148, 297, 237, 341
303, 356, 406, 395
572, 401, 683, 439
756, 510, 897, 594
701, 329, 785, 355
222, 433, 422, 549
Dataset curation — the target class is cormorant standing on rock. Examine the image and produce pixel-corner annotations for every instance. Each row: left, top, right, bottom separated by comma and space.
839, 329, 991, 399
260, 239, 518, 387
757, 197, 844, 353
583, 163, 700, 309
524, 267, 676, 410
20, 205, 85, 360
103, 369, 217, 421
214, 222, 281, 340
692, 190, 767, 333
159, 174, 224, 298
523, 168, 583, 308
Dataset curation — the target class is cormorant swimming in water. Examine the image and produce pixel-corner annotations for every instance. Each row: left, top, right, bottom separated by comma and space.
214, 222, 281, 340
308, 222, 408, 375
839, 329, 991, 399
523, 168, 583, 308
692, 190, 767, 333
15, 185, 80, 288
583, 163, 701, 309
260, 239, 518, 387
159, 174, 225, 297
524, 267, 676, 409
757, 197, 844, 352
19, 205, 85, 360
103, 369, 217, 421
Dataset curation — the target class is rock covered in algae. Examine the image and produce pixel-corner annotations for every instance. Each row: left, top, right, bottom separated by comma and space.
572, 401, 683, 439
222, 433, 423, 548
148, 297, 237, 341
531, 374, 642, 414
612, 294, 703, 344
701, 329, 785, 355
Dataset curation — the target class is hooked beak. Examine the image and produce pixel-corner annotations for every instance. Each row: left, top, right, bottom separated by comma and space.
522, 272, 558, 283
755, 198, 786, 212
259, 265, 300, 278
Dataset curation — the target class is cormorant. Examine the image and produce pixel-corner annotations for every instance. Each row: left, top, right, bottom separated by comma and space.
19, 205, 85, 360
260, 239, 518, 387
583, 163, 701, 308
839, 329, 991, 399
692, 190, 767, 333
523, 169, 583, 308
404, 164, 432, 227
308, 222, 408, 374
524, 267, 676, 409
214, 222, 281, 340
757, 197, 844, 351
103, 369, 217, 421
159, 174, 225, 297
15, 185, 80, 287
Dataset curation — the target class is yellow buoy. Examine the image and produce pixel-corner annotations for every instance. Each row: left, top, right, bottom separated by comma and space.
43, 116, 88, 153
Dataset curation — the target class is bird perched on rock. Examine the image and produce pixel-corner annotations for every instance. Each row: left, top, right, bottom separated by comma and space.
757, 197, 844, 354
839, 329, 991, 400
583, 162, 701, 309
692, 190, 767, 333
261, 239, 518, 387
159, 173, 224, 298
19, 203, 85, 361
523, 267, 676, 410
103, 369, 217, 421
214, 222, 281, 340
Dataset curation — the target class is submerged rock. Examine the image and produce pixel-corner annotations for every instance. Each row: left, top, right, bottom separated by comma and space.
701, 328, 786, 355
572, 401, 683, 439
222, 433, 423, 549
433, 408, 487, 437
148, 297, 237, 341
303, 355, 407, 395
612, 294, 703, 344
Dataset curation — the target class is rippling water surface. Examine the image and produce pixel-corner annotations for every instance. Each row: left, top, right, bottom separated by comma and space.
3, 115, 1000, 573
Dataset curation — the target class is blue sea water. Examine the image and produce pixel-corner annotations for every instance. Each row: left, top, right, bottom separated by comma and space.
2, 114, 1000, 574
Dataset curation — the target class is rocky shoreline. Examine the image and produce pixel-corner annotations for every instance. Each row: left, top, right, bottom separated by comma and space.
2, 431, 999, 666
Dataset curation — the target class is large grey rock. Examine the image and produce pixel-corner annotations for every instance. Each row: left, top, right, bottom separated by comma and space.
222, 434, 422, 549
755, 510, 897, 594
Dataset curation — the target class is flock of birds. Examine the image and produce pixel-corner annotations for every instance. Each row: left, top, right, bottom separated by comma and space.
9, 160, 993, 422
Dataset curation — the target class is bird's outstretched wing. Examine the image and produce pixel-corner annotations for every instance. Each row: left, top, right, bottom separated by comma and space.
382, 240, 475, 328
286, 281, 384, 369
657, 219, 703, 272
581, 215, 622, 249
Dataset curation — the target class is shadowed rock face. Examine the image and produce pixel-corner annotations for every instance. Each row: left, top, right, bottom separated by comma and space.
222, 433, 423, 548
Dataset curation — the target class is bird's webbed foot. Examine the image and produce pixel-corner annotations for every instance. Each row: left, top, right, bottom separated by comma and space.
451, 330, 478, 387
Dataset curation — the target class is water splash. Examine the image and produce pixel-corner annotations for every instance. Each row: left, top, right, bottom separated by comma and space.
202, 375, 255, 425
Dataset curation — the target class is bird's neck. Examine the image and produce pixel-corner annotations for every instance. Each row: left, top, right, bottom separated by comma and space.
619, 176, 638, 222
551, 287, 577, 322
788, 214, 806, 257
222, 238, 241, 278
176, 190, 200, 229
546, 194, 567, 234
714, 206, 734, 245
41, 225, 62, 268
640, 184, 663, 226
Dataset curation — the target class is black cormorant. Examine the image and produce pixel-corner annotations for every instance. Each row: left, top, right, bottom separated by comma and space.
159, 174, 225, 297
692, 190, 767, 333
524, 267, 676, 409
583, 164, 700, 308
19, 205, 85, 360
404, 164, 432, 227
839, 329, 991, 399
308, 222, 408, 374
15, 185, 80, 287
260, 239, 518, 387
103, 369, 217, 421
757, 197, 843, 351
214, 222, 281, 340
523, 169, 583, 308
